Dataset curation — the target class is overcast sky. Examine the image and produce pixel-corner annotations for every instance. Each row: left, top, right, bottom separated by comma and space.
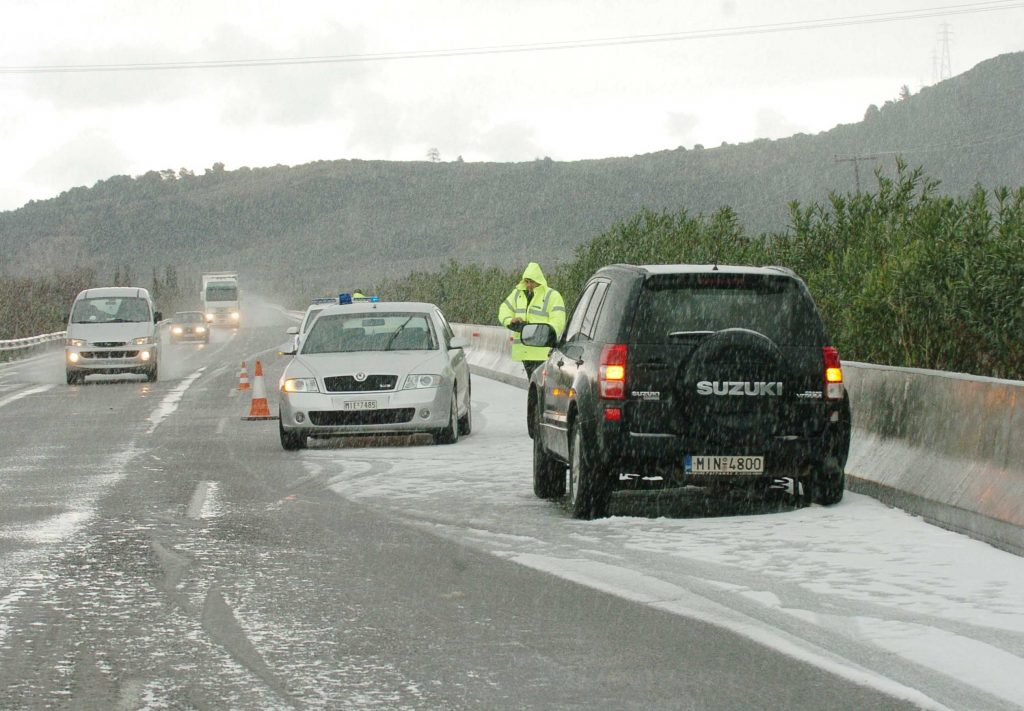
1, 0, 1022, 212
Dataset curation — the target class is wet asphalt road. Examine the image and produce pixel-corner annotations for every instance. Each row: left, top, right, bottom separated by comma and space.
0, 311, 915, 709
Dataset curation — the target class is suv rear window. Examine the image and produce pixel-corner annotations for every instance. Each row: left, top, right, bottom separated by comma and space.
631, 273, 825, 347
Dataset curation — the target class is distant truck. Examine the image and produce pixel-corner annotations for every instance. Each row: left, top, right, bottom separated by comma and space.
201, 272, 241, 328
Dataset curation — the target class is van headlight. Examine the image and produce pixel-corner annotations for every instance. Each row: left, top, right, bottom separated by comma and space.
403, 374, 441, 389
66, 338, 86, 347
283, 377, 319, 393
133, 336, 156, 345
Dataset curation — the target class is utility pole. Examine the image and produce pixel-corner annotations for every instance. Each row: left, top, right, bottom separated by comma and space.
835, 154, 879, 194
937, 23, 953, 80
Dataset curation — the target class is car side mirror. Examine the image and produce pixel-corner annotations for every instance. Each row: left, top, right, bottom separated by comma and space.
153, 311, 162, 323
521, 323, 557, 347
449, 336, 469, 349
286, 326, 299, 335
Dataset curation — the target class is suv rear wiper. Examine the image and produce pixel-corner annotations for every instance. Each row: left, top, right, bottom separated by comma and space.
667, 330, 714, 340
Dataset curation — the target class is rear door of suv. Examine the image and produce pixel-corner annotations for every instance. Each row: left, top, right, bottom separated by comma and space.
625, 272, 829, 446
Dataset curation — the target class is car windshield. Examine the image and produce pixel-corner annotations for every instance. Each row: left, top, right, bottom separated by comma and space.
71, 297, 150, 324
633, 274, 826, 347
301, 312, 436, 354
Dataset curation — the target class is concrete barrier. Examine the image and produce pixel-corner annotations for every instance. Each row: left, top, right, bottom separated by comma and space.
455, 323, 1024, 555
844, 363, 1024, 556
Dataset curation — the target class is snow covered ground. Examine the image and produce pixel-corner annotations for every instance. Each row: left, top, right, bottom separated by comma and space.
310, 375, 1024, 711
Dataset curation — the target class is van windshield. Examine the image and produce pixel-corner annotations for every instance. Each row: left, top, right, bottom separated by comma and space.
71, 297, 151, 324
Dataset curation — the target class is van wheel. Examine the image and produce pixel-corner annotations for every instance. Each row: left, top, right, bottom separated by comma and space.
567, 421, 610, 519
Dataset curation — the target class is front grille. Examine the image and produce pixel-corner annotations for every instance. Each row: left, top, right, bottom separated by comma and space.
92, 341, 127, 348
309, 408, 415, 426
324, 374, 398, 392
82, 350, 139, 359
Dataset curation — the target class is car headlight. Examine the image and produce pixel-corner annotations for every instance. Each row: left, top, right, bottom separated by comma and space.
133, 336, 155, 345
205, 313, 214, 322
231, 312, 240, 320
195, 326, 206, 334
66, 338, 86, 347
171, 326, 183, 334
403, 374, 442, 389
282, 377, 319, 393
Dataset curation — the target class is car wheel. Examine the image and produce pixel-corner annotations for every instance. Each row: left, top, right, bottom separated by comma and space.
457, 380, 472, 436
435, 387, 460, 445
146, 362, 159, 383
566, 420, 610, 519
533, 404, 565, 499
279, 415, 307, 450
813, 457, 845, 505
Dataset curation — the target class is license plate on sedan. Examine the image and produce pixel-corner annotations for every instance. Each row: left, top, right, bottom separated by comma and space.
338, 399, 379, 410
685, 455, 764, 475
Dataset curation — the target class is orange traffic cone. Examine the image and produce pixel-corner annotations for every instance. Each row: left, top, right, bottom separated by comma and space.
242, 360, 275, 420
237, 361, 251, 391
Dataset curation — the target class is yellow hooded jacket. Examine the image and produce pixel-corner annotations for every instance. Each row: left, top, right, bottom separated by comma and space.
497, 262, 567, 362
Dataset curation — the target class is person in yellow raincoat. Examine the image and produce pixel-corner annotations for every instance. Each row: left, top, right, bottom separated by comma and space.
497, 262, 566, 378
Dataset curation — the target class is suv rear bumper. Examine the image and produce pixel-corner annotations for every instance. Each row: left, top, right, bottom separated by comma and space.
593, 416, 848, 489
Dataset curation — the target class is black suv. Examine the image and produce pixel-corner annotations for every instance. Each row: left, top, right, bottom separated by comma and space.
523, 264, 851, 519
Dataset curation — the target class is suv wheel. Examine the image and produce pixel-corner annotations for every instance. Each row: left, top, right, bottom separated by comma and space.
146, 362, 159, 383
813, 457, 845, 505
279, 416, 307, 450
567, 421, 610, 519
66, 369, 83, 385
533, 405, 565, 499
678, 328, 785, 449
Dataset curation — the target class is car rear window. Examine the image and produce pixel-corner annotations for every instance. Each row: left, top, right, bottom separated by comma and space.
631, 273, 825, 347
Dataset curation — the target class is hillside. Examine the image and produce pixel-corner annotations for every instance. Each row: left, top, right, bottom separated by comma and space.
1, 51, 1022, 304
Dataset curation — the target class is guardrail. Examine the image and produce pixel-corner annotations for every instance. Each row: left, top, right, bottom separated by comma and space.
453, 323, 1024, 556
0, 331, 67, 363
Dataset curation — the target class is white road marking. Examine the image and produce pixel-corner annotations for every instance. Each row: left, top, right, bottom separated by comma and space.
186, 481, 212, 520
0, 384, 54, 409
146, 368, 205, 433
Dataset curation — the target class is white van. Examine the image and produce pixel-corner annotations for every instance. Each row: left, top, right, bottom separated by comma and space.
64, 287, 162, 384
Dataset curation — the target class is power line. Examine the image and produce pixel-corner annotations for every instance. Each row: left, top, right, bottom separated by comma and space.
1, 0, 1022, 74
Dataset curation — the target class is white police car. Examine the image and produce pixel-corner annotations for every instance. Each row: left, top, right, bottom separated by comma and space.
278, 299, 472, 450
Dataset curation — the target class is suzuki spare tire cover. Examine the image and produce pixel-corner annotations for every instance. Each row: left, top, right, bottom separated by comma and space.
677, 328, 786, 449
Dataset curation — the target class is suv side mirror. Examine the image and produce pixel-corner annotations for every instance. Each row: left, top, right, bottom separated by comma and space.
521, 323, 557, 347
286, 326, 299, 335
153, 311, 163, 323
449, 336, 469, 349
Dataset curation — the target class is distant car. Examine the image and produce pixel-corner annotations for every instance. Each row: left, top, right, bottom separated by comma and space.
285, 297, 338, 352
523, 264, 852, 519
169, 311, 210, 343
278, 301, 472, 450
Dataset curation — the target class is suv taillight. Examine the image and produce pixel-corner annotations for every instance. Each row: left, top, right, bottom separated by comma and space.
599, 344, 627, 400
823, 346, 844, 400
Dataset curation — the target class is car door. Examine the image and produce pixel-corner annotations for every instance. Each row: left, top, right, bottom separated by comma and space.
434, 308, 470, 416
541, 281, 607, 461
